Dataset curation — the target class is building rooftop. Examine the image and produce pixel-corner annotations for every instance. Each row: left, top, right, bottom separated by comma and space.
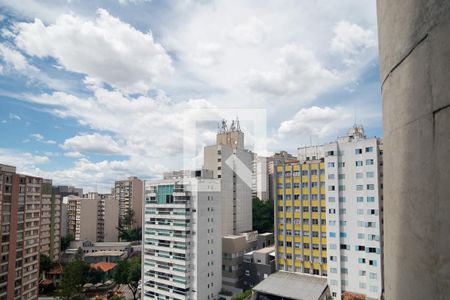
254, 245, 276, 254
84, 250, 125, 257
253, 271, 328, 300
90, 262, 117, 272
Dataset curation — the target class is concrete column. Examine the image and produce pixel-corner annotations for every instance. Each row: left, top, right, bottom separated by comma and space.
377, 1, 450, 299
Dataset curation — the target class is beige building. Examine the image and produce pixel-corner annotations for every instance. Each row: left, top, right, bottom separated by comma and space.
114, 177, 143, 229
67, 193, 119, 242
204, 119, 253, 235
40, 179, 62, 262
0, 164, 41, 300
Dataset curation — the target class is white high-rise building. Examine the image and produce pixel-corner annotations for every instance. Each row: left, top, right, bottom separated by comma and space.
204, 119, 253, 235
324, 125, 383, 299
251, 154, 269, 201
143, 169, 222, 300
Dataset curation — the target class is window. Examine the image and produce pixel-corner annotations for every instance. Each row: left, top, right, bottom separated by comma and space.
357, 196, 364, 203
339, 185, 346, 191
366, 147, 374, 152
341, 255, 348, 262
359, 270, 366, 276
327, 162, 335, 168
357, 209, 364, 215
329, 232, 336, 238
358, 233, 365, 239
329, 220, 336, 226
330, 280, 338, 286
329, 209, 336, 214
366, 159, 374, 165
366, 171, 375, 178
356, 161, 363, 166
338, 162, 345, 168
358, 258, 366, 264
340, 232, 347, 238
328, 185, 336, 191
329, 256, 337, 262
356, 245, 366, 251
328, 174, 335, 179
369, 273, 377, 279
329, 244, 337, 250
359, 282, 367, 289
356, 172, 363, 179
355, 148, 362, 154
369, 260, 377, 266
356, 185, 364, 191
368, 209, 378, 215
341, 268, 348, 274
330, 268, 337, 273
339, 209, 346, 214
340, 244, 350, 250
339, 197, 346, 203
328, 197, 335, 203
340, 221, 347, 226
367, 196, 375, 202
370, 286, 378, 293
367, 184, 375, 190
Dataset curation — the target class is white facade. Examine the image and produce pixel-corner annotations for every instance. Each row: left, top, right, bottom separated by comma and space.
324, 126, 383, 299
204, 127, 253, 235
143, 171, 222, 300
251, 155, 269, 201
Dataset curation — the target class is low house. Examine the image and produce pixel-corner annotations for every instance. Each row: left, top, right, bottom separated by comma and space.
84, 250, 127, 263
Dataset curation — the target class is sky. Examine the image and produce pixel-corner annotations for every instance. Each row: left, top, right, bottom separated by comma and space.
0, 0, 381, 192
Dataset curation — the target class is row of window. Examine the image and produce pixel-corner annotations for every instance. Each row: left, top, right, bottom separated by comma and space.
278, 206, 326, 212
328, 184, 376, 191
328, 171, 375, 179
327, 159, 375, 168
329, 256, 378, 266
278, 194, 326, 200
279, 218, 326, 225
328, 196, 376, 203
280, 230, 325, 237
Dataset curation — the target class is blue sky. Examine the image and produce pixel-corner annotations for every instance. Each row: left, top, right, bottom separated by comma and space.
0, 0, 381, 192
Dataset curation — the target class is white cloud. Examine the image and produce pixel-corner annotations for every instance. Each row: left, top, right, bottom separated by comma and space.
9, 113, 21, 120
1, 120, 6, 124
0, 148, 50, 172
30, 133, 57, 144
14, 9, 173, 94
63, 151, 84, 158
117, 0, 151, 5
278, 106, 352, 138
246, 44, 339, 99
229, 17, 269, 45
0, 43, 39, 73
31, 133, 44, 141
61, 133, 123, 155
331, 21, 377, 66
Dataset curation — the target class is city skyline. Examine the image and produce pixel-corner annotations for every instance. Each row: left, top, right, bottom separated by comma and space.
0, 1, 381, 193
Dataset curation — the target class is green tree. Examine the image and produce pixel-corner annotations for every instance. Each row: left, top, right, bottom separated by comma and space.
87, 267, 104, 284
117, 227, 142, 242
61, 234, 74, 252
114, 256, 141, 300
39, 254, 52, 275
232, 289, 252, 300
252, 197, 274, 233
59, 261, 89, 299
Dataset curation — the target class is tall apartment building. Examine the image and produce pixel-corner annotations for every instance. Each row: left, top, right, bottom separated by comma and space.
268, 151, 296, 201
40, 180, 61, 262
251, 154, 269, 201
0, 164, 41, 300
52, 185, 83, 198
274, 159, 328, 277
67, 193, 119, 242
143, 169, 221, 300
204, 119, 253, 235
324, 125, 383, 299
114, 177, 143, 229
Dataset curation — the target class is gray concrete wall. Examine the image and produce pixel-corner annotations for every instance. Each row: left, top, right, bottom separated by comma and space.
377, 1, 450, 299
